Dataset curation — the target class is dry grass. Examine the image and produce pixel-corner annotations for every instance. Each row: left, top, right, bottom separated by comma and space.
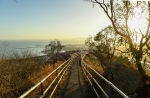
82, 53, 104, 86
146, 71, 150, 76
0, 50, 67, 98
25, 61, 65, 98
83, 53, 104, 74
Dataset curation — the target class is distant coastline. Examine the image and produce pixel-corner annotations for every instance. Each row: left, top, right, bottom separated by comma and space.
0, 40, 85, 58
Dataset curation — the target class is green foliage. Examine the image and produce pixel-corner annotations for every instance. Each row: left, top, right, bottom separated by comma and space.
85, 25, 121, 69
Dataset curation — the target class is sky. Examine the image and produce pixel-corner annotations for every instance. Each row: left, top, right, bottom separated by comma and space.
0, 0, 110, 43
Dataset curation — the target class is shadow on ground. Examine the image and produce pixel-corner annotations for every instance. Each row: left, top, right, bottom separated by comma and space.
55, 56, 93, 98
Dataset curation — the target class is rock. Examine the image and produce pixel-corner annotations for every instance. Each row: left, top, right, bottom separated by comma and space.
115, 59, 124, 67
115, 57, 129, 67
106, 62, 112, 70
128, 93, 138, 98
102, 63, 144, 98
110, 67, 144, 95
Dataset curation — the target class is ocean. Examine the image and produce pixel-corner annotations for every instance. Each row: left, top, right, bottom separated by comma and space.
0, 39, 85, 58
0, 40, 50, 58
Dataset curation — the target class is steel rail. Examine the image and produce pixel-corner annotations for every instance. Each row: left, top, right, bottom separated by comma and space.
85, 62, 128, 98
49, 53, 79, 97
49, 57, 73, 98
43, 53, 78, 98
82, 64, 109, 98
82, 66, 100, 98
81, 53, 129, 98
19, 52, 78, 98
19, 59, 70, 98
40, 57, 72, 98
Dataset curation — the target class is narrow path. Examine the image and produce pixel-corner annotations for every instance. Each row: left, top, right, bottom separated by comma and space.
55, 56, 92, 98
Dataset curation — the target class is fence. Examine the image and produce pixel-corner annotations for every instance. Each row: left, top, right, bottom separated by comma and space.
81, 51, 129, 98
19, 51, 129, 98
19, 52, 79, 98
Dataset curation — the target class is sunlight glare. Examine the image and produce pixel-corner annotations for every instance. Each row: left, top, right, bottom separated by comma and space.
128, 7, 147, 43
128, 7, 146, 32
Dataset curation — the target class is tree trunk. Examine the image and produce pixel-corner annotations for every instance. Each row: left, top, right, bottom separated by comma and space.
100, 58, 105, 70
136, 58, 150, 82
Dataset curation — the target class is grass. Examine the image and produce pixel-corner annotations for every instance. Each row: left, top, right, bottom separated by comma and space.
83, 53, 104, 74
146, 71, 150, 76
0, 48, 69, 98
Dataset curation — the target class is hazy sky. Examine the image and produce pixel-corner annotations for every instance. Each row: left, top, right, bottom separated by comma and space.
0, 0, 110, 41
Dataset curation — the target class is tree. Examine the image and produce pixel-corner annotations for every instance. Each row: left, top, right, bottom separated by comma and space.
45, 39, 63, 68
85, 25, 119, 69
85, 0, 150, 81
85, 35, 95, 51
94, 25, 118, 60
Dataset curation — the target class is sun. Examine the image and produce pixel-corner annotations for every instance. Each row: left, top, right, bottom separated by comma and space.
127, 7, 148, 43
128, 18, 139, 30
128, 7, 146, 32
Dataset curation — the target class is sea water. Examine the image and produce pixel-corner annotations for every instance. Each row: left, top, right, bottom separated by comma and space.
0, 40, 49, 58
